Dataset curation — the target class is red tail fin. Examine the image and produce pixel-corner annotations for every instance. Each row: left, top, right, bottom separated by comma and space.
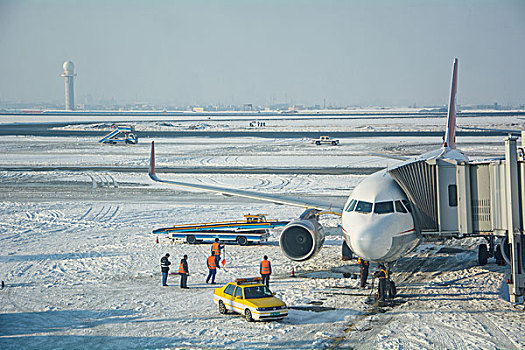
444, 58, 458, 149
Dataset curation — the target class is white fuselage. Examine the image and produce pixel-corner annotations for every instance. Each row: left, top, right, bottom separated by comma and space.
341, 170, 420, 263
342, 146, 469, 263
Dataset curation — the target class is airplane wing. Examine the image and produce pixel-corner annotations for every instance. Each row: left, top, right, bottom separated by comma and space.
148, 141, 343, 215
458, 125, 522, 136
368, 153, 411, 161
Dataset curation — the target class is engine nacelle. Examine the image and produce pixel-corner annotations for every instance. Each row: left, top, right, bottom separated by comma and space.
279, 219, 325, 261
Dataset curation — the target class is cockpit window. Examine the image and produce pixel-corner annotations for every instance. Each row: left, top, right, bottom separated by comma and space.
401, 200, 412, 213
395, 200, 408, 213
374, 201, 394, 214
345, 199, 357, 212
355, 201, 372, 213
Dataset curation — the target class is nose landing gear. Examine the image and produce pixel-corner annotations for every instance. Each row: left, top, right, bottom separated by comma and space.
373, 264, 397, 307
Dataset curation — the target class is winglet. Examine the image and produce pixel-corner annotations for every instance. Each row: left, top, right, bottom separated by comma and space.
149, 141, 156, 178
443, 58, 458, 149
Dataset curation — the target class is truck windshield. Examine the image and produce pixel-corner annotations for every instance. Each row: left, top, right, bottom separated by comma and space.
243, 286, 273, 299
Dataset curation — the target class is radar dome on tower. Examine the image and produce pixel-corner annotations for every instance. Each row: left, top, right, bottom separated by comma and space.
63, 61, 75, 73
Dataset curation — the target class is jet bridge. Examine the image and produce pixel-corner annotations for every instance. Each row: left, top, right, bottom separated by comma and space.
389, 133, 525, 303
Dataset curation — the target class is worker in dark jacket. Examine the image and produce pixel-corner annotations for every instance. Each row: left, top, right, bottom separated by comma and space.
358, 257, 369, 288
160, 253, 171, 286
373, 264, 388, 302
206, 254, 217, 284
260, 255, 272, 287
179, 255, 189, 289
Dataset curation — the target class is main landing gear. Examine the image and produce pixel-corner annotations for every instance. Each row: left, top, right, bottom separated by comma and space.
478, 236, 506, 266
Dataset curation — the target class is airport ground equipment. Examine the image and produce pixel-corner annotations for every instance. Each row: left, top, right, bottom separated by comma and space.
213, 277, 288, 321
99, 125, 138, 144
388, 133, 525, 302
152, 214, 289, 246
312, 135, 339, 145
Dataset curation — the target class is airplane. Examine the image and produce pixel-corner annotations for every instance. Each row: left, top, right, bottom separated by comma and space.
149, 58, 463, 283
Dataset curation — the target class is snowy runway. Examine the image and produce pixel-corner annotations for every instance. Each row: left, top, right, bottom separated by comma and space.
1, 115, 524, 349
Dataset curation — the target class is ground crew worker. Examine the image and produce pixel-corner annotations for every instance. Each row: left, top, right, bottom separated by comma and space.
160, 253, 171, 286
373, 264, 388, 302
211, 238, 225, 266
179, 255, 189, 289
206, 254, 217, 284
260, 255, 272, 288
358, 257, 369, 288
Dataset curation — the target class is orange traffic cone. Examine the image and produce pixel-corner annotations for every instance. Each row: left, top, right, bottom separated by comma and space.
156, 236, 159, 244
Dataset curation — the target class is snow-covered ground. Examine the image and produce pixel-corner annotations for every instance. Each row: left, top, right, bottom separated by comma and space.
0, 115, 524, 349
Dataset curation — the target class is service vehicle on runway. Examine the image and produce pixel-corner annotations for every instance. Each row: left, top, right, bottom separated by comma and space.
311, 135, 339, 145
213, 277, 288, 322
153, 214, 288, 245
99, 125, 138, 144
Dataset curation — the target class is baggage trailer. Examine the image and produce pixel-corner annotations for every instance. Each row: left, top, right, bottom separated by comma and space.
153, 214, 289, 245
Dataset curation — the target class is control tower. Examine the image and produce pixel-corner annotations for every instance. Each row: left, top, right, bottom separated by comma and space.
61, 61, 76, 110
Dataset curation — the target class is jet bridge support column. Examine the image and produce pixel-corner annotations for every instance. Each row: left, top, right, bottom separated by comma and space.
505, 135, 525, 302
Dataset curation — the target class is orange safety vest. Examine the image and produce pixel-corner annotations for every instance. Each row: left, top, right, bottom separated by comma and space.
261, 260, 271, 274
358, 258, 369, 266
379, 267, 388, 279
207, 255, 217, 270
179, 261, 187, 274
212, 242, 221, 256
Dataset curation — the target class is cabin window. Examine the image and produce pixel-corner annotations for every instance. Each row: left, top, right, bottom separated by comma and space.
234, 286, 243, 299
374, 201, 394, 214
224, 284, 235, 296
355, 201, 373, 213
345, 199, 357, 212
395, 200, 408, 213
401, 200, 412, 213
448, 184, 458, 207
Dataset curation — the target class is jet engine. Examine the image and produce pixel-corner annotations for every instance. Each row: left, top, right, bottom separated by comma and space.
279, 218, 325, 262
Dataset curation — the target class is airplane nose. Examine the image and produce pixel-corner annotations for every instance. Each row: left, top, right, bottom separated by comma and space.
348, 223, 391, 261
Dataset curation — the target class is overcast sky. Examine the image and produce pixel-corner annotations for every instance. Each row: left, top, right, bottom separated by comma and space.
1, 0, 524, 107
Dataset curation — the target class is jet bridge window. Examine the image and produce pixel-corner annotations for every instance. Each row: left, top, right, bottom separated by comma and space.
374, 201, 394, 214
355, 201, 372, 213
448, 184, 458, 207
395, 200, 408, 213
345, 199, 357, 212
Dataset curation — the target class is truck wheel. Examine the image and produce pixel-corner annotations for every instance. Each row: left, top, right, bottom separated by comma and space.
245, 309, 253, 322
237, 236, 248, 246
332, 141, 337, 145
315, 141, 321, 145
186, 235, 196, 244
478, 244, 488, 266
219, 300, 227, 314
